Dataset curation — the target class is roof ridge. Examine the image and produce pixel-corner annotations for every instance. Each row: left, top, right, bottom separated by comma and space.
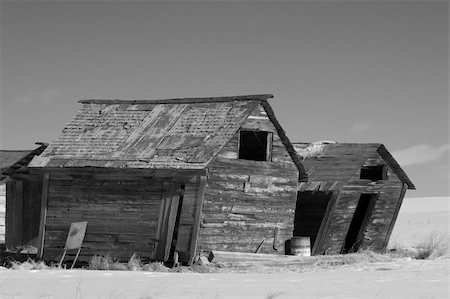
0, 149, 33, 152
292, 142, 381, 146
79, 94, 274, 105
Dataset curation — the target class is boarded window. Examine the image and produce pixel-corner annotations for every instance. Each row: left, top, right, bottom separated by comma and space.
238, 131, 272, 161
360, 165, 387, 181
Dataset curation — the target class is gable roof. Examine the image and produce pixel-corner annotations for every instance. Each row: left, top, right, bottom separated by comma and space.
30, 94, 305, 177
0, 143, 48, 181
293, 142, 415, 190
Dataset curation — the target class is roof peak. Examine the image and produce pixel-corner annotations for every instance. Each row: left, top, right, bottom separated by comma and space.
79, 94, 274, 105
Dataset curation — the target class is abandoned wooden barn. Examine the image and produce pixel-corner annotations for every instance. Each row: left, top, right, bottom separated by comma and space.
0, 143, 48, 250
28, 94, 306, 264
293, 142, 415, 255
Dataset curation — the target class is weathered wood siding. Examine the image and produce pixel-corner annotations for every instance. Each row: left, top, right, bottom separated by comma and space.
0, 184, 5, 244
197, 104, 299, 255
42, 170, 201, 262
175, 177, 204, 263
6, 180, 23, 249
318, 154, 405, 254
5, 177, 43, 250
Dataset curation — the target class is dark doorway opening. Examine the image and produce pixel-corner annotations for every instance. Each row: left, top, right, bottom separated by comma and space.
342, 193, 377, 253
294, 191, 333, 253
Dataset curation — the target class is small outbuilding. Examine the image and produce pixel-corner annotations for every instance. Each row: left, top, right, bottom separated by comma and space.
0, 143, 48, 249
293, 142, 415, 255
28, 94, 306, 264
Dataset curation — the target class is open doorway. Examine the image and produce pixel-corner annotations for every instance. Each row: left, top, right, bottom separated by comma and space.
294, 191, 333, 254
342, 193, 377, 253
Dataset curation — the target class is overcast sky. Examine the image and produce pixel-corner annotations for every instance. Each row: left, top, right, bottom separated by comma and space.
1, 1, 448, 197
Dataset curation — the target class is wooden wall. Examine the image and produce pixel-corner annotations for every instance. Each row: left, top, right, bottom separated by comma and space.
0, 184, 5, 244
317, 154, 405, 254
5, 176, 43, 251
41, 169, 201, 262
175, 176, 205, 264
197, 104, 299, 255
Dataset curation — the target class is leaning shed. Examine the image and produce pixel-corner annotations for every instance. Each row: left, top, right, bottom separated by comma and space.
28, 94, 306, 264
0, 143, 48, 250
293, 142, 415, 255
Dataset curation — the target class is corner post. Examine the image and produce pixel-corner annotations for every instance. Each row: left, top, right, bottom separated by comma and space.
312, 191, 339, 255
37, 173, 50, 259
188, 175, 207, 265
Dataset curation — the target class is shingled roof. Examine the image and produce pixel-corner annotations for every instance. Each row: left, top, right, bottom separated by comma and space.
30, 94, 304, 175
293, 142, 415, 190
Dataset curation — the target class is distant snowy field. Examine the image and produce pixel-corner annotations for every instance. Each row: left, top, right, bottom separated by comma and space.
389, 196, 449, 247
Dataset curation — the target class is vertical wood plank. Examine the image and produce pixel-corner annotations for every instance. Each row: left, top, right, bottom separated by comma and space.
266, 132, 273, 162
37, 173, 50, 259
353, 193, 378, 249
313, 191, 339, 255
188, 175, 206, 265
382, 183, 407, 249
155, 181, 167, 242
5, 181, 16, 249
15, 181, 23, 247
155, 181, 170, 260
5, 180, 24, 250
163, 183, 181, 261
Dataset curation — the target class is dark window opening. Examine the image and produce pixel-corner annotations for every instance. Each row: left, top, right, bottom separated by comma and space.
238, 131, 271, 161
360, 165, 387, 181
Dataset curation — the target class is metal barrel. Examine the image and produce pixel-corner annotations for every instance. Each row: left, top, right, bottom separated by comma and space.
290, 236, 311, 256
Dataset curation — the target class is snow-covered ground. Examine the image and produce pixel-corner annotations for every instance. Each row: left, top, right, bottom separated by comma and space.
0, 196, 448, 299
389, 196, 449, 247
0, 259, 448, 299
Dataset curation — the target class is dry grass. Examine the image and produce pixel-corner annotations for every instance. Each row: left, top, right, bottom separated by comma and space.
142, 261, 170, 272
9, 258, 50, 270
127, 253, 143, 271
414, 232, 449, 259
389, 231, 449, 260
89, 254, 142, 271
5, 232, 448, 273
89, 254, 115, 270
310, 249, 393, 268
87, 254, 220, 273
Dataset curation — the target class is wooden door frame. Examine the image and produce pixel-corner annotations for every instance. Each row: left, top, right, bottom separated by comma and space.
155, 181, 182, 261
188, 175, 207, 265
311, 191, 339, 255
342, 193, 378, 253
354, 193, 378, 248
37, 173, 50, 259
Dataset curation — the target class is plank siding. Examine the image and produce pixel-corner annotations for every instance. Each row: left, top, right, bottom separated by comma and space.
5, 180, 23, 250
317, 154, 405, 254
41, 170, 199, 262
0, 184, 5, 244
198, 104, 299, 255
